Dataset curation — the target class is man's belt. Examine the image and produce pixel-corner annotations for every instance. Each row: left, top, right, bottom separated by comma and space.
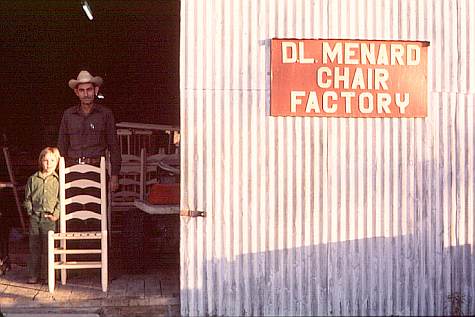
70, 157, 102, 165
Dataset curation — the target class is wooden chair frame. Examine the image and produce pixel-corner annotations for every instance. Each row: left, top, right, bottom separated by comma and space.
48, 157, 108, 293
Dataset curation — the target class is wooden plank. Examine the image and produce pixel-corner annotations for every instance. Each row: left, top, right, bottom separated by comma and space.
126, 275, 145, 298
0, 277, 9, 293
2, 283, 39, 304
160, 278, 179, 297
66, 272, 105, 300
34, 283, 56, 303
49, 282, 74, 302
54, 261, 102, 269
116, 121, 180, 132
107, 274, 129, 298
134, 200, 179, 215
144, 274, 162, 296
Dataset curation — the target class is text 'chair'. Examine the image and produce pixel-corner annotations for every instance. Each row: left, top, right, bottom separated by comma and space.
48, 157, 108, 293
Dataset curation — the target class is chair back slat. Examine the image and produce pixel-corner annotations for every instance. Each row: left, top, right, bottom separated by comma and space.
65, 179, 100, 189
65, 210, 102, 221
65, 164, 101, 174
58, 157, 107, 232
64, 195, 101, 205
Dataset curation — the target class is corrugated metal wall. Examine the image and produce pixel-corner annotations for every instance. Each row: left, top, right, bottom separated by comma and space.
179, 0, 475, 315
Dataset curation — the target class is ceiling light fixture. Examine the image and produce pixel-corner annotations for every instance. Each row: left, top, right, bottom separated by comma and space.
81, 1, 93, 21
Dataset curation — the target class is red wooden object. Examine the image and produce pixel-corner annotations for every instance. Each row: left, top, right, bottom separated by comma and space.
148, 183, 180, 205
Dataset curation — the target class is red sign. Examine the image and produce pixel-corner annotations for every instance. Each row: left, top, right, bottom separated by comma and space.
270, 39, 428, 117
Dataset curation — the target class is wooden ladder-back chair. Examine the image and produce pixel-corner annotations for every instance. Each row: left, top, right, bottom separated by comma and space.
110, 151, 145, 207
47, 157, 108, 293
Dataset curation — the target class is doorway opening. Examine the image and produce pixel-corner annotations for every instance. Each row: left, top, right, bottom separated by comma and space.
1, 0, 181, 305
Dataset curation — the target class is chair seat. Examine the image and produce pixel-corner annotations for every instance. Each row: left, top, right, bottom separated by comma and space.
53, 261, 103, 269
52, 231, 103, 240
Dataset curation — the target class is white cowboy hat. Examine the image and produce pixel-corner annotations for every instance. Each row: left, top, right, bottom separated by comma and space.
68, 70, 103, 89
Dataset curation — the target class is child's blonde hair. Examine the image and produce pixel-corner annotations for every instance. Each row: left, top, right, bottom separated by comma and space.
38, 147, 61, 171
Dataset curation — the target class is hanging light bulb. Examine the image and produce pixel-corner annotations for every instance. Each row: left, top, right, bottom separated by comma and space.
81, 1, 93, 21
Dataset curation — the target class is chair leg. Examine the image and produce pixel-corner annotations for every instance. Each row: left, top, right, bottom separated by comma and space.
60, 239, 67, 285
101, 231, 108, 292
47, 231, 55, 293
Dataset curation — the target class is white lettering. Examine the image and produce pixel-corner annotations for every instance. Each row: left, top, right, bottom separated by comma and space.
390, 44, 405, 65
322, 42, 342, 64
376, 44, 389, 65
344, 43, 359, 64
361, 43, 376, 65
282, 42, 297, 63
290, 90, 305, 112
316, 67, 332, 88
377, 93, 391, 113
406, 45, 420, 65
286, 91, 412, 116
299, 41, 314, 64
323, 91, 338, 113
305, 91, 320, 113
351, 68, 365, 89
395, 93, 410, 113
317, 67, 385, 90
359, 92, 374, 114
319, 41, 422, 66
367, 68, 373, 89
341, 91, 355, 113
374, 68, 389, 90
334, 67, 350, 89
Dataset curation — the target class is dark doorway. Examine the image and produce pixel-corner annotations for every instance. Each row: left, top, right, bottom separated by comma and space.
0, 0, 180, 156
0, 0, 181, 298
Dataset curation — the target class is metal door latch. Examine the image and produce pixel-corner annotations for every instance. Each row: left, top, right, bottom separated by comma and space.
180, 209, 206, 217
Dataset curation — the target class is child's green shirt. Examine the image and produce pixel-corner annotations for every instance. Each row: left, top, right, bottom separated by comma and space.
24, 171, 60, 218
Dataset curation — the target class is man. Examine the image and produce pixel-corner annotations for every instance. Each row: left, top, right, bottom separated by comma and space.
58, 70, 121, 191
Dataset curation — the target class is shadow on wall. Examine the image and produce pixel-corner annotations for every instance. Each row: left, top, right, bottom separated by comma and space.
181, 235, 474, 316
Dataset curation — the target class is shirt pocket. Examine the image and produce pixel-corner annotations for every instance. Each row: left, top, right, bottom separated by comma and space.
68, 116, 83, 136
30, 185, 43, 209
88, 116, 105, 136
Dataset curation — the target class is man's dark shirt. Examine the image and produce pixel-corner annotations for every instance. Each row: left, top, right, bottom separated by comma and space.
58, 104, 121, 176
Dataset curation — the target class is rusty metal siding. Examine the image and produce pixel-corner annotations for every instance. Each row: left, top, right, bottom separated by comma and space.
180, 0, 475, 316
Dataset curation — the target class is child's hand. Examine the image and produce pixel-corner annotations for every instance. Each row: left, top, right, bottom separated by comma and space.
45, 214, 58, 222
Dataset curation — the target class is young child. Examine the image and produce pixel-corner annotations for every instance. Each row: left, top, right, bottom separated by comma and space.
23, 147, 60, 284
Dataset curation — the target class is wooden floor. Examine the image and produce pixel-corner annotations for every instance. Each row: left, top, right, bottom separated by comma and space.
0, 263, 179, 303
0, 224, 180, 317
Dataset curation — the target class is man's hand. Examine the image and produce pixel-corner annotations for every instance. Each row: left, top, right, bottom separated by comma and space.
110, 175, 119, 192
45, 214, 59, 222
